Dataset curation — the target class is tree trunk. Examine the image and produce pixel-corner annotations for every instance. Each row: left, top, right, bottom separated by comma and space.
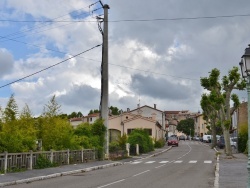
211, 122, 217, 148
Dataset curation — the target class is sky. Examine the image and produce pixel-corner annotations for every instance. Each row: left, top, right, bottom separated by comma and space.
0, 0, 250, 117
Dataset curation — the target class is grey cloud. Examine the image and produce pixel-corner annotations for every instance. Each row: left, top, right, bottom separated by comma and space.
130, 74, 200, 100
58, 84, 100, 112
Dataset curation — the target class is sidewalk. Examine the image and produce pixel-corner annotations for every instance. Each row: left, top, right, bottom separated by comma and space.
0, 145, 171, 187
218, 150, 248, 188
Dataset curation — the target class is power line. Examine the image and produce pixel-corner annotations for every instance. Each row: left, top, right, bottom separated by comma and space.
0, 44, 102, 89
109, 63, 200, 81
0, 1, 101, 42
0, 13, 250, 23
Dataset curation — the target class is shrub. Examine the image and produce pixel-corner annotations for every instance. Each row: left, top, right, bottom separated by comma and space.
154, 138, 165, 148
109, 141, 121, 152
34, 154, 57, 169
128, 129, 154, 153
238, 123, 248, 153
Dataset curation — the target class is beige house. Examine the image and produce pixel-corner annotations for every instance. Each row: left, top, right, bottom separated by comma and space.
194, 114, 209, 137
108, 112, 163, 142
69, 113, 100, 128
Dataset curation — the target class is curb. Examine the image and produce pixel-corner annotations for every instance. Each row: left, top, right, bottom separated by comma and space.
214, 147, 220, 188
0, 162, 123, 187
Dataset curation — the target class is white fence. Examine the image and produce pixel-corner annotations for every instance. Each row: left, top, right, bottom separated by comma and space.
0, 149, 97, 174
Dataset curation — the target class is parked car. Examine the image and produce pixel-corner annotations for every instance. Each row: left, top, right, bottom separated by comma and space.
179, 135, 186, 141
203, 135, 211, 143
217, 135, 237, 149
167, 137, 179, 147
193, 136, 200, 141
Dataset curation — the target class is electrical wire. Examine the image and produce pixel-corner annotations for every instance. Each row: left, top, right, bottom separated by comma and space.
0, 13, 250, 23
0, 44, 102, 89
0, 1, 101, 42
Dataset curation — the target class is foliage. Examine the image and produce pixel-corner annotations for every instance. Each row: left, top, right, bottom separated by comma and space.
89, 109, 100, 114
117, 134, 127, 150
154, 138, 165, 148
109, 106, 120, 115
200, 67, 246, 156
42, 95, 61, 117
176, 118, 194, 136
127, 129, 154, 153
238, 123, 248, 153
109, 141, 122, 152
34, 154, 58, 169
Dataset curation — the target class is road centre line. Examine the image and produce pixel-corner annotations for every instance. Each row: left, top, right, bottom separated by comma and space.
97, 179, 125, 188
155, 164, 166, 169
133, 170, 150, 177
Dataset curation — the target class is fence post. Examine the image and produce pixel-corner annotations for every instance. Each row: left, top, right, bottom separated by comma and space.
50, 150, 53, 163
67, 149, 70, 165
4, 151, 8, 174
29, 150, 33, 170
81, 148, 84, 163
126, 143, 130, 157
136, 144, 139, 155
93, 149, 96, 160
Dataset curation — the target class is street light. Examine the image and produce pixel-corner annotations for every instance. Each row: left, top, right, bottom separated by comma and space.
239, 44, 250, 187
190, 128, 191, 140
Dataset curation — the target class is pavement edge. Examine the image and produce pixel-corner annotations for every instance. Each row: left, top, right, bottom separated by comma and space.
213, 147, 220, 188
0, 162, 123, 187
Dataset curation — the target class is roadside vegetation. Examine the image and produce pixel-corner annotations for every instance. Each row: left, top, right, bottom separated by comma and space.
0, 94, 105, 159
200, 67, 246, 156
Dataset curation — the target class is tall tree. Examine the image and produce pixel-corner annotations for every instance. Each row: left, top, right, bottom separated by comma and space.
42, 95, 61, 117
200, 67, 245, 156
3, 94, 18, 122
177, 118, 194, 136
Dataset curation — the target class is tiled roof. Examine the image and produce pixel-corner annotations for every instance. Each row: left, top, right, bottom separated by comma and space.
70, 117, 83, 122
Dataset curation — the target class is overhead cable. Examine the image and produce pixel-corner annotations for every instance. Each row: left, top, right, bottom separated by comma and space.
0, 44, 102, 89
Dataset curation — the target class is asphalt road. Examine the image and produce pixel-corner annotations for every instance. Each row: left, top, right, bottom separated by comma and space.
12, 141, 216, 188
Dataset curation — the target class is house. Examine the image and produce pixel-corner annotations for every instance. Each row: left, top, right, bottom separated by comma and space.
194, 114, 209, 137
108, 112, 163, 142
69, 113, 100, 128
108, 104, 165, 142
232, 101, 247, 137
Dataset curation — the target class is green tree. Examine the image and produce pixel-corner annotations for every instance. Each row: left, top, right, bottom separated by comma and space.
176, 118, 194, 136
109, 106, 120, 115
89, 109, 100, 114
200, 67, 245, 156
3, 94, 18, 122
42, 95, 61, 117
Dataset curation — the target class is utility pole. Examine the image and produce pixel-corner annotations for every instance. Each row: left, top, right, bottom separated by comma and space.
99, 2, 110, 159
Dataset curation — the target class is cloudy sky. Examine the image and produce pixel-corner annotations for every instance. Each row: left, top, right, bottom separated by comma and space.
0, 0, 249, 116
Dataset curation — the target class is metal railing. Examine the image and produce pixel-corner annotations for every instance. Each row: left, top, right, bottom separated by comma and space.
0, 149, 97, 174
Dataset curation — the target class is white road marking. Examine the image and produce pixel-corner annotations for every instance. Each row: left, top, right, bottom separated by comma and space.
97, 179, 125, 188
189, 160, 197, 163
174, 160, 183, 163
159, 161, 169, 163
145, 161, 155, 164
131, 161, 142, 164
204, 160, 212, 163
133, 170, 150, 177
155, 164, 166, 168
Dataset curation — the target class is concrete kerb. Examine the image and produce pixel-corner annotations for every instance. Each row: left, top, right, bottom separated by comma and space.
0, 162, 123, 187
213, 147, 220, 188
0, 147, 172, 187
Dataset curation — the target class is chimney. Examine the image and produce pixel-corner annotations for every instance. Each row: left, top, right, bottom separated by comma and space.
154, 104, 156, 109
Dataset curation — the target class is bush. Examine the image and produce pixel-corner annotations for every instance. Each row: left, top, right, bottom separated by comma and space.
128, 129, 154, 153
109, 141, 121, 152
34, 154, 57, 169
154, 138, 165, 148
238, 123, 248, 153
